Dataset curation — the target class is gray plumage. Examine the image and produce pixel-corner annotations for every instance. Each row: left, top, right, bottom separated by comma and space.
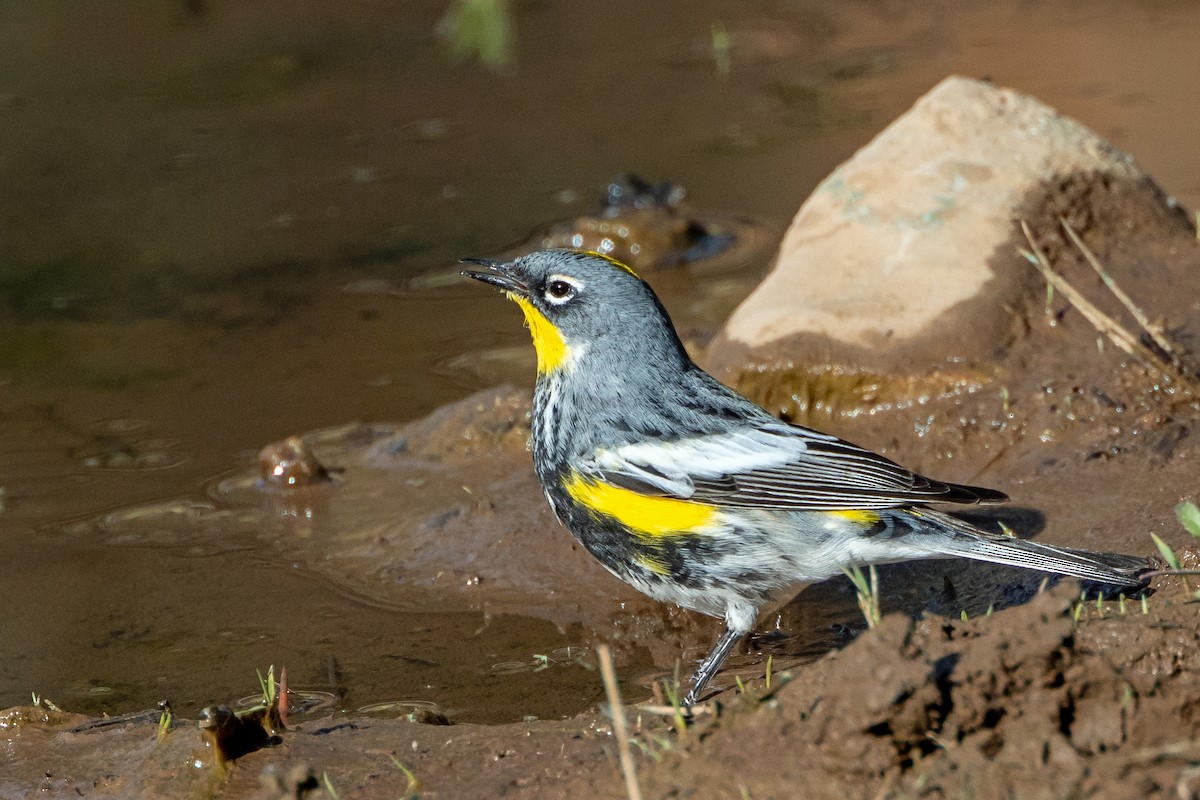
464, 249, 1151, 705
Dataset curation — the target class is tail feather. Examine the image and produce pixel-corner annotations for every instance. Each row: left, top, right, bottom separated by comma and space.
911, 508, 1151, 590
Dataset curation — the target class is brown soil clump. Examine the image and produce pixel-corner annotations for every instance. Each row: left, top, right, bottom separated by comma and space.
638, 580, 1200, 800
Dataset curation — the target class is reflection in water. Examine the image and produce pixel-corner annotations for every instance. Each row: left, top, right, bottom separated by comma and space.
438, 0, 515, 71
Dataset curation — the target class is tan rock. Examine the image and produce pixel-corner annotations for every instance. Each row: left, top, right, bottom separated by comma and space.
707, 76, 1166, 376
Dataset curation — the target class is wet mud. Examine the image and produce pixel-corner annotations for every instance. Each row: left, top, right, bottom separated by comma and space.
8, 580, 1200, 800
5, 1, 1200, 798
7, 167, 1200, 798
642, 580, 1200, 800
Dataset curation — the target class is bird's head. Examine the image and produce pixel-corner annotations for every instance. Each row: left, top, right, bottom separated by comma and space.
462, 249, 687, 376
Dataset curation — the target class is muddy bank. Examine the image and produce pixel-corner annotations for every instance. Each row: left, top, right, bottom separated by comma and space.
639, 578, 1200, 800
4, 4, 1200, 794
718, 163, 1199, 563
8, 192, 1200, 799
7, 0, 1200, 735
8, 574, 1200, 800
12, 103, 1200, 798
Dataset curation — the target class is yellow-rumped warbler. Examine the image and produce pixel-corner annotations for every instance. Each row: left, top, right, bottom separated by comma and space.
463, 249, 1149, 705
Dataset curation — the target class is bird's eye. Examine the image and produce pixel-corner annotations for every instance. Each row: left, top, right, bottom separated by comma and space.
545, 280, 575, 302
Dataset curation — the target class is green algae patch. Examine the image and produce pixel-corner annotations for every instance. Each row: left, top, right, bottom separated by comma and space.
730, 362, 992, 425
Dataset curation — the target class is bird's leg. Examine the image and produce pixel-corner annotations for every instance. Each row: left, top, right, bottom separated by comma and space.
682, 626, 744, 706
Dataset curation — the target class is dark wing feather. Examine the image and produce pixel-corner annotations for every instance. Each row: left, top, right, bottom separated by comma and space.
589, 425, 1007, 511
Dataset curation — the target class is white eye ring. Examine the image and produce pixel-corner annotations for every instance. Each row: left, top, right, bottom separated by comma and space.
543, 275, 582, 305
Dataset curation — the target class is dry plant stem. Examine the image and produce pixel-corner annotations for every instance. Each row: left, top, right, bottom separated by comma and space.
1019, 221, 1192, 388
1020, 220, 1155, 362
1122, 738, 1200, 766
638, 703, 715, 717
1058, 218, 1183, 365
1137, 568, 1200, 580
597, 644, 643, 800
279, 665, 289, 728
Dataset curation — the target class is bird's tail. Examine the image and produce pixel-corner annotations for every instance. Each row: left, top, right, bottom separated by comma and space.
904, 507, 1152, 590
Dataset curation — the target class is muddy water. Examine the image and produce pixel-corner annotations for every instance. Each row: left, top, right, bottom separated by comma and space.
2, 0, 1199, 724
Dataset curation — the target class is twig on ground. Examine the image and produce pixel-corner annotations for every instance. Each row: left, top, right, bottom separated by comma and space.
637, 703, 715, 717
1059, 218, 1182, 366
1121, 738, 1200, 767
1019, 220, 1200, 395
1135, 568, 1200, 580
597, 644, 643, 800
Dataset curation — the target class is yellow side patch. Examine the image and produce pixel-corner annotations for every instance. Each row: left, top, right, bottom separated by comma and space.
827, 509, 882, 526
510, 295, 569, 373
565, 473, 717, 538
634, 553, 671, 576
582, 250, 641, 278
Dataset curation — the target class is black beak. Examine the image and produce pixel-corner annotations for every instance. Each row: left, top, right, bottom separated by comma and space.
461, 258, 528, 295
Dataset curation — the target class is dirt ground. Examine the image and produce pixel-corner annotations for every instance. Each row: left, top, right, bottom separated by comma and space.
4, 168, 1200, 799
4, 0, 1200, 797
9, 576, 1200, 800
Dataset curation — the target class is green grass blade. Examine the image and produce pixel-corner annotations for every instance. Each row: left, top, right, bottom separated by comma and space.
1151, 533, 1181, 570
1176, 501, 1200, 539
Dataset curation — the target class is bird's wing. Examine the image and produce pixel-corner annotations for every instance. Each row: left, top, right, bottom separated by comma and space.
582, 422, 1006, 510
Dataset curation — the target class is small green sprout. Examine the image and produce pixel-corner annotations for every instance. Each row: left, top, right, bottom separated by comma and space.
389, 756, 421, 799
157, 700, 173, 742
322, 772, 341, 800
631, 737, 664, 763
1151, 533, 1181, 570
1176, 501, 1200, 538
650, 733, 675, 752
842, 562, 881, 629
765, 655, 773, 690
711, 22, 732, 79
256, 665, 276, 705
1151, 532, 1191, 592
436, 0, 514, 71
663, 677, 688, 735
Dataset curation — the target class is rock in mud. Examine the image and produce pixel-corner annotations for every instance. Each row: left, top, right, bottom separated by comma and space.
536, 174, 735, 270
707, 75, 1190, 378
259, 435, 333, 488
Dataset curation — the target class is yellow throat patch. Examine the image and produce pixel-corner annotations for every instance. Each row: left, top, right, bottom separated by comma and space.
510, 295, 569, 373
564, 473, 718, 538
